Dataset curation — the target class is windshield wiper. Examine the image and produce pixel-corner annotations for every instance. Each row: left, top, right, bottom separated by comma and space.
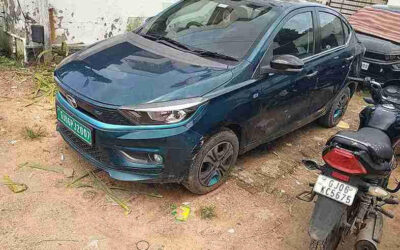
192, 49, 238, 62
140, 33, 238, 62
139, 33, 192, 51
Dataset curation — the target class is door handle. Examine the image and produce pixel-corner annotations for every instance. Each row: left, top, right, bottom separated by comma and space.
306, 71, 318, 78
345, 56, 354, 62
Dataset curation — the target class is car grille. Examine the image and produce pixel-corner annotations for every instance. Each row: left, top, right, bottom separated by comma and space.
58, 88, 132, 126
364, 51, 386, 61
58, 123, 114, 167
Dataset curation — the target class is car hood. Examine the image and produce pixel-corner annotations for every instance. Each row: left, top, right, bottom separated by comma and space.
356, 33, 400, 55
54, 33, 233, 106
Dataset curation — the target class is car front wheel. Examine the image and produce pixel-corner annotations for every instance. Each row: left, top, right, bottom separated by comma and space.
184, 129, 239, 194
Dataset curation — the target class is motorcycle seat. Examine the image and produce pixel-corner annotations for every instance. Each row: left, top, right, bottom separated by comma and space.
330, 127, 393, 161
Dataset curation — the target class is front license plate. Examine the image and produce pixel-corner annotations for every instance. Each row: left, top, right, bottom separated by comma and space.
361, 62, 370, 71
313, 175, 358, 206
57, 106, 93, 145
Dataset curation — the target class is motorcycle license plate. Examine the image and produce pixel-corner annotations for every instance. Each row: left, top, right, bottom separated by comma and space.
313, 175, 358, 206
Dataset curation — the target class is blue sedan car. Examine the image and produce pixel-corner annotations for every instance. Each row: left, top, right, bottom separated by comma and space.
55, 0, 364, 194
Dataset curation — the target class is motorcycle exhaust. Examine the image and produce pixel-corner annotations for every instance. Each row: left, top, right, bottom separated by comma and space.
355, 214, 383, 250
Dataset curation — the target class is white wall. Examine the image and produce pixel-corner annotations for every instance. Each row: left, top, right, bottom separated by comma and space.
3, 0, 179, 45
48, 0, 179, 44
388, 0, 400, 6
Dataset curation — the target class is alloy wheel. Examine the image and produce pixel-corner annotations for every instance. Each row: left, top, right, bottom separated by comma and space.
333, 93, 350, 122
199, 141, 234, 187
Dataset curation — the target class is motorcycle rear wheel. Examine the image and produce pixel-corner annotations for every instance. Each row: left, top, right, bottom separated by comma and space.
309, 217, 344, 250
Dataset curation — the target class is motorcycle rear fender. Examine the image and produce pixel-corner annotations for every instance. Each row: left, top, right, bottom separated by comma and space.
309, 196, 347, 241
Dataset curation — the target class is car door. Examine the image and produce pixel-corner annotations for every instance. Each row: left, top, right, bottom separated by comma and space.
309, 9, 354, 115
252, 9, 318, 142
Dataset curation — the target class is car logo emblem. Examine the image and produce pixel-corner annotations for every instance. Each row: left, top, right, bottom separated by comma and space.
66, 95, 78, 108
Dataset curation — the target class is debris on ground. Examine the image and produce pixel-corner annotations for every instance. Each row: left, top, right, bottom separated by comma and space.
9, 140, 18, 145
227, 228, 235, 234
88, 171, 131, 215
82, 190, 98, 201
172, 204, 191, 222
200, 205, 216, 220
136, 240, 150, 250
1, 175, 28, 193
18, 162, 74, 178
337, 121, 350, 129
67, 169, 101, 187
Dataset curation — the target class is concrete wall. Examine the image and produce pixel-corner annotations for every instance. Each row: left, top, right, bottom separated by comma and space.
1, 0, 179, 46
48, 0, 179, 45
388, 0, 400, 6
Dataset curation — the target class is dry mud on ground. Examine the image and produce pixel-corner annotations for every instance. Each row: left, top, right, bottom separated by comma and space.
0, 67, 399, 250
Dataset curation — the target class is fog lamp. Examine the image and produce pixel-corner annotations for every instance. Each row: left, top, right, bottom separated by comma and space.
153, 154, 164, 164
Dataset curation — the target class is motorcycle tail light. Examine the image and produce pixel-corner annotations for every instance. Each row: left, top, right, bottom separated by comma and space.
331, 171, 350, 182
323, 148, 367, 175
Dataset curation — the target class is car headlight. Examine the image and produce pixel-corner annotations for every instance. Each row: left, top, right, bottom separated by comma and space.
119, 97, 206, 125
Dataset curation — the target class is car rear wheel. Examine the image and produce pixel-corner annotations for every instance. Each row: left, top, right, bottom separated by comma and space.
318, 87, 351, 128
184, 129, 239, 195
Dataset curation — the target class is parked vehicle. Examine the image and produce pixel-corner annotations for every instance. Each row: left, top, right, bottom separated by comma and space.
54, 0, 364, 194
298, 77, 400, 250
350, 5, 400, 85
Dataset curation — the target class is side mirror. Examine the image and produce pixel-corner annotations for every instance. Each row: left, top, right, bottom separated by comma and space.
363, 97, 375, 104
302, 159, 321, 171
260, 55, 304, 75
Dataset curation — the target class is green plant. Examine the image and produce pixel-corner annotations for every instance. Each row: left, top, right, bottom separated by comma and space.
0, 56, 23, 68
200, 205, 216, 220
24, 126, 46, 140
32, 66, 58, 103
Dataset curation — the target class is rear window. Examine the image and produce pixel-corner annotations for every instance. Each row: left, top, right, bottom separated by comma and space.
319, 12, 345, 51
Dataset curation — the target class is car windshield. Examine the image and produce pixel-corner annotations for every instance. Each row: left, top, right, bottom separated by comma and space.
137, 0, 282, 60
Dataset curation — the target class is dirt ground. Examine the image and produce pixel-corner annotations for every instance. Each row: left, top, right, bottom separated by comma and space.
0, 65, 399, 250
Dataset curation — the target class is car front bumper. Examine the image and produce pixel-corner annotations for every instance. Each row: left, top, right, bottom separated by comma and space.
56, 92, 204, 183
360, 58, 400, 84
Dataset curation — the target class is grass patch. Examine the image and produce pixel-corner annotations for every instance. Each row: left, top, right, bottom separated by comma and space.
200, 205, 216, 220
0, 56, 23, 68
24, 126, 46, 140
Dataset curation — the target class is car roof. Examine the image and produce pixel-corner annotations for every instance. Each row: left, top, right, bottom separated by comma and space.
243, 0, 324, 9
372, 4, 400, 13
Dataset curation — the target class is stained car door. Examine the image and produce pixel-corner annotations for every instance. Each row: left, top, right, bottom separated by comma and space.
309, 9, 354, 115
253, 9, 319, 142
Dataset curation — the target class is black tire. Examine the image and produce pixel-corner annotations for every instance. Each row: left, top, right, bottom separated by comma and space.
183, 129, 239, 195
318, 87, 351, 128
309, 224, 343, 250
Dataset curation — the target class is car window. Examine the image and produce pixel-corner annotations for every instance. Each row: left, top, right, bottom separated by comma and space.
319, 12, 345, 51
342, 21, 350, 42
272, 12, 314, 59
